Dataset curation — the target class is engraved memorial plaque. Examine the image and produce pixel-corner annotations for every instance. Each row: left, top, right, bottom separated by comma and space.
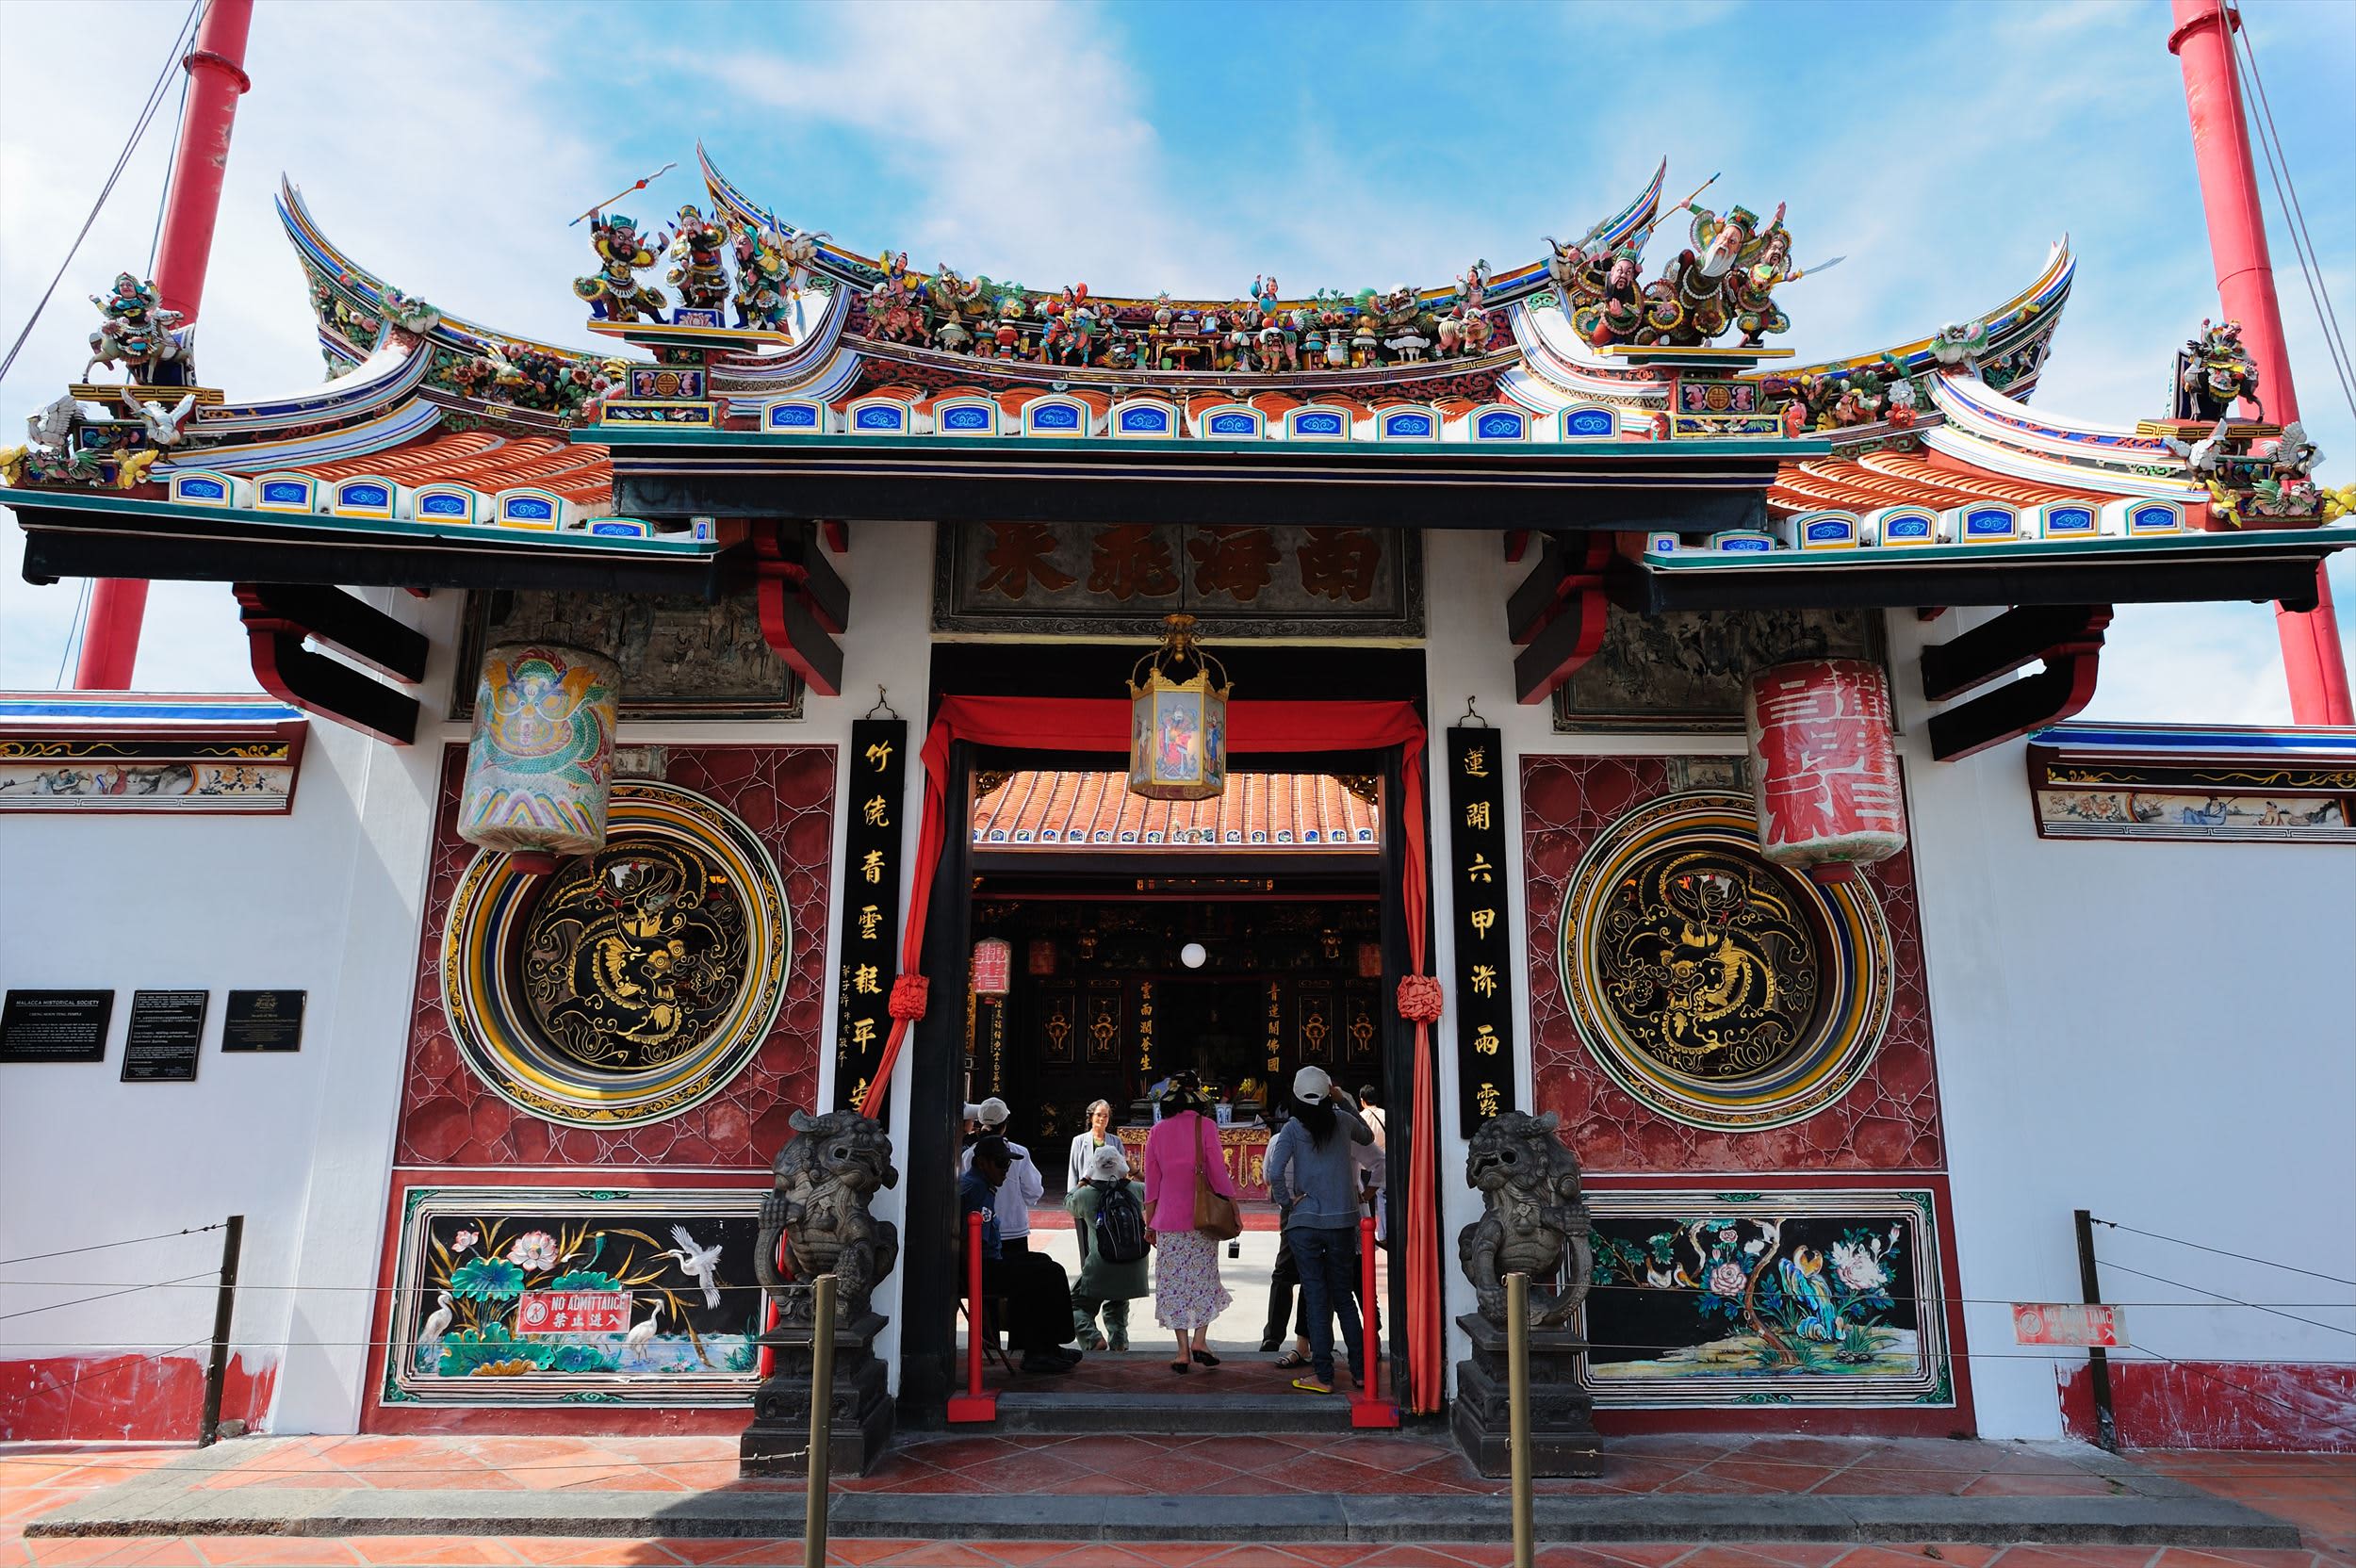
221, 989, 305, 1053
0, 989, 113, 1063
122, 989, 206, 1081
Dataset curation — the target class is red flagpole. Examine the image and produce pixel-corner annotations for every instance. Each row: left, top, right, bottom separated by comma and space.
75, 0, 255, 690
2168, 0, 2353, 725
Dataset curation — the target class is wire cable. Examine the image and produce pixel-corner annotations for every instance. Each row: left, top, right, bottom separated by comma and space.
0, 1270, 218, 1325
49, 576, 94, 689
2233, 5, 2356, 423
2093, 1259, 2355, 1340
2087, 1217, 2356, 1286
0, 0, 202, 384
0, 1223, 224, 1270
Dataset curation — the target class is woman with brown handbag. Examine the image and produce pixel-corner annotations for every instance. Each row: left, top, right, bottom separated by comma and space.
1140, 1072, 1240, 1375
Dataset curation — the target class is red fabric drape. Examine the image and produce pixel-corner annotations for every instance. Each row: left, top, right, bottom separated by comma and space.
858, 694, 1443, 1412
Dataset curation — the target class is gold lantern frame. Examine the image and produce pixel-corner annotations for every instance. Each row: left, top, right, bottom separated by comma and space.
1127, 613, 1232, 802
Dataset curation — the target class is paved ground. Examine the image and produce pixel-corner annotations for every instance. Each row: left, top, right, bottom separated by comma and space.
2, 1437, 2347, 1567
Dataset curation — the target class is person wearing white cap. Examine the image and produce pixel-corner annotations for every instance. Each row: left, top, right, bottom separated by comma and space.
958, 1097, 1044, 1256
1262, 1064, 1373, 1396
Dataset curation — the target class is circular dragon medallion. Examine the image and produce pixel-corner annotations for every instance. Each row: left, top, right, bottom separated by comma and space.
442, 781, 791, 1128
1558, 792, 1892, 1132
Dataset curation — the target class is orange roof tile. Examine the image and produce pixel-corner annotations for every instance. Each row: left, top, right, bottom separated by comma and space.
292, 432, 613, 505
973, 770, 1380, 849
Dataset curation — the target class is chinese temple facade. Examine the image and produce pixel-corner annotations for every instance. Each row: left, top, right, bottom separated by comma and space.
3, 134, 2352, 1460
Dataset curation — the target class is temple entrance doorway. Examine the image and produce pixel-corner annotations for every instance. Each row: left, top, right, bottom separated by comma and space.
949, 765, 1402, 1421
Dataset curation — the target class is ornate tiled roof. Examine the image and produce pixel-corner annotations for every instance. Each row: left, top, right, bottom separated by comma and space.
972, 771, 1380, 849
287, 431, 612, 505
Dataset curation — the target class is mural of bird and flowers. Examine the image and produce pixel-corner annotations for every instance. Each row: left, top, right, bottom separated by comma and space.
400, 1205, 765, 1391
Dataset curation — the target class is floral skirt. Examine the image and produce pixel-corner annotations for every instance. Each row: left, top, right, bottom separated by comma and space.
1152, 1229, 1232, 1333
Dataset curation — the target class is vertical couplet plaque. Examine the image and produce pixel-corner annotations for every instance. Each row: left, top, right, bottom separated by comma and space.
832, 719, 908, 1112
1447, 727, 1518, 1137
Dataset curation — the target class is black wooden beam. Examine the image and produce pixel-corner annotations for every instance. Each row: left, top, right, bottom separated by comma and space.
1614, 550, 2331, 615
753, 521, 846, 696
235, 584, 422, 747
1510, 536, 1615, 705
1922, 604, 2112, 762
1922, 602, 2110, 703
233, 582, 430, 684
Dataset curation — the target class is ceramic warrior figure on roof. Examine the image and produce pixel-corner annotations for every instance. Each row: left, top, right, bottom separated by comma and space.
729, 225, 792, 331
2175, 318, 2262, 422
573, 212, 669, 323
1573, 244, 1646, 347
1637, 201, 1771, 346
665, 205, 732, 313
84, 271, 192, 382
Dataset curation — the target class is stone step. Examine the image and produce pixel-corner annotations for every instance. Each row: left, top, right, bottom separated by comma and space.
990, 1391, 1358, 1433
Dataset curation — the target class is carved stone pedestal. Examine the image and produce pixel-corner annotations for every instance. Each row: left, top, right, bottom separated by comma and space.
739, 1311, 893, 1478
1448, 1313, 1601, 1478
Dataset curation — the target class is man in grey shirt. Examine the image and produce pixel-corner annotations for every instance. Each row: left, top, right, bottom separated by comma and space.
1263, 1066, 1373, 1395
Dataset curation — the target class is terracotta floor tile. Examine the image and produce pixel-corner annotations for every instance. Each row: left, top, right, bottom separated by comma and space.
2151, 1553, 2329, 1568
191, 1540, 365, 1567
1985, 1549, 2163, 1568
1698, 1461, 1840, 1492
1350, 1549, 1493, 1568
1959, 1472, 2115, 1498
1828, 1551, 1959, 1568
1808, 1468, 1974, 1498
500, 1542, 682, 1567
869, 1546, 1011, 1568
347, 1538, 528, 1566
27, 1543, 204, 1568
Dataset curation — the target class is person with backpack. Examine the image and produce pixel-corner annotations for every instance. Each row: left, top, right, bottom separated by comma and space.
1066, 1142, 1150, 1351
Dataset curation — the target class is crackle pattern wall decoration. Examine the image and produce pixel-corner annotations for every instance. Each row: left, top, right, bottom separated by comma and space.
1522, 756, 1945, 1172
400, 745, 834, 1168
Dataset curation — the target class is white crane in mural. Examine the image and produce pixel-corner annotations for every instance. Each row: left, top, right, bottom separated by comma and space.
417, 1290, 454, 1370
664, 1224, 724, 1308
623, 1298, 666, 1362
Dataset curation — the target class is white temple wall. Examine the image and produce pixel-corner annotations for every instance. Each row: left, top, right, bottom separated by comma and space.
0, 584, 464, 1438
1886, 606, 2356, 1443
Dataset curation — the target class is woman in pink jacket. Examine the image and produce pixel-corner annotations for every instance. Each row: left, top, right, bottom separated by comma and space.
1140, 1072, 1237, 1374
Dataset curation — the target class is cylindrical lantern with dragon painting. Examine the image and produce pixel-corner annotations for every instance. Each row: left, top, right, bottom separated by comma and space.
457, 643, 621, 874
1744, 658, 1907, 882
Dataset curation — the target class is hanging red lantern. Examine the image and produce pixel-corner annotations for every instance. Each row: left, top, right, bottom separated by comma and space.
1744, 658, 1907, 882
971, 938, 1013, 997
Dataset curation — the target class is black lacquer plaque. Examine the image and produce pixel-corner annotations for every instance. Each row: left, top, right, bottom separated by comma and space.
832, 718, 907, 1113
122, 989, 206, 1082
221, 989, 305, 1052
0, 989, 113, 1063
1446, 727, 1518, 1137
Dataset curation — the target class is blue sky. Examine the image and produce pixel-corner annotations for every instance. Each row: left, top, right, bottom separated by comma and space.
2, 0, 2350, 717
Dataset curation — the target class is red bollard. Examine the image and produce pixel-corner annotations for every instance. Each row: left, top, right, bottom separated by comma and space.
947, 1209, 997, 1423
1351, 1213, 1399, 1428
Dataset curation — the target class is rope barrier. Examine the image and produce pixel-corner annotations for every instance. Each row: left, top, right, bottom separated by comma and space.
2086, 1217, 2356, 1287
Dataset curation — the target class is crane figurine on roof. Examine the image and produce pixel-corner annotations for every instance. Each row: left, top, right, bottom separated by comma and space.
573, 212, 670, 323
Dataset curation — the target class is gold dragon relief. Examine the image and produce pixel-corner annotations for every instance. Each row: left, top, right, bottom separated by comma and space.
1597, 847, 1820, 1082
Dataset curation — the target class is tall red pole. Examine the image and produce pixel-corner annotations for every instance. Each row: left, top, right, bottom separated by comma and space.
2168, 0, 2353, 726
74, 0, 254, 691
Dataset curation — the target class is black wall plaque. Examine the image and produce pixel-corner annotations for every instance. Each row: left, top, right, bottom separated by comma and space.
1446, 727, 1518, 1137
0, 989, 113, 1063
122, 989, 206, 1082
833, 719, 908, 1112
221, 989, 305, 1053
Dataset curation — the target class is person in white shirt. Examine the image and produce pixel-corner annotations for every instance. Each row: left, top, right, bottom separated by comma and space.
1356, 1082, 1388, 1246
958, 1097, 1044, 1255
1067, 1099, 1116, 1193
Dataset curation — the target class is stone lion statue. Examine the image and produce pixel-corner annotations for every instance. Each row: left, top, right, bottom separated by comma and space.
1458, 1109, 1592, 1330
756, 1107, 900, 1327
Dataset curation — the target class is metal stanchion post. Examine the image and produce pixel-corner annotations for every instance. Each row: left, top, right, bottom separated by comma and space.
803, 1273, 837, 1568
947, 1210, 997, 1422
1506, 1270, 1532, 1568
198, 1215, 245, 1448
1350, 1213, 1399, 1429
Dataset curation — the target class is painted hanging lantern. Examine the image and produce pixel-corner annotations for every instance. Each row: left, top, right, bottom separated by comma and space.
456, 643, 621, 874
971, 938, 1013, 997
1744, 658, 1907, 882
1127, 612, 1230, 802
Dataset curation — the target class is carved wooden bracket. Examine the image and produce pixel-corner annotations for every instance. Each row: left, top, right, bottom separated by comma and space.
1922, 602, 2113, 761
233, 582, 428, 746
1508, 532, 1615, 705
752, 520, 849, 697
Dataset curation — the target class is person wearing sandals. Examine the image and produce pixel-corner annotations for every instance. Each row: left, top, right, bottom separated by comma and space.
1067, 1142, 1149, 1350
1141, 1072, 1236, 1375
1264, 1065, 1373, 1395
